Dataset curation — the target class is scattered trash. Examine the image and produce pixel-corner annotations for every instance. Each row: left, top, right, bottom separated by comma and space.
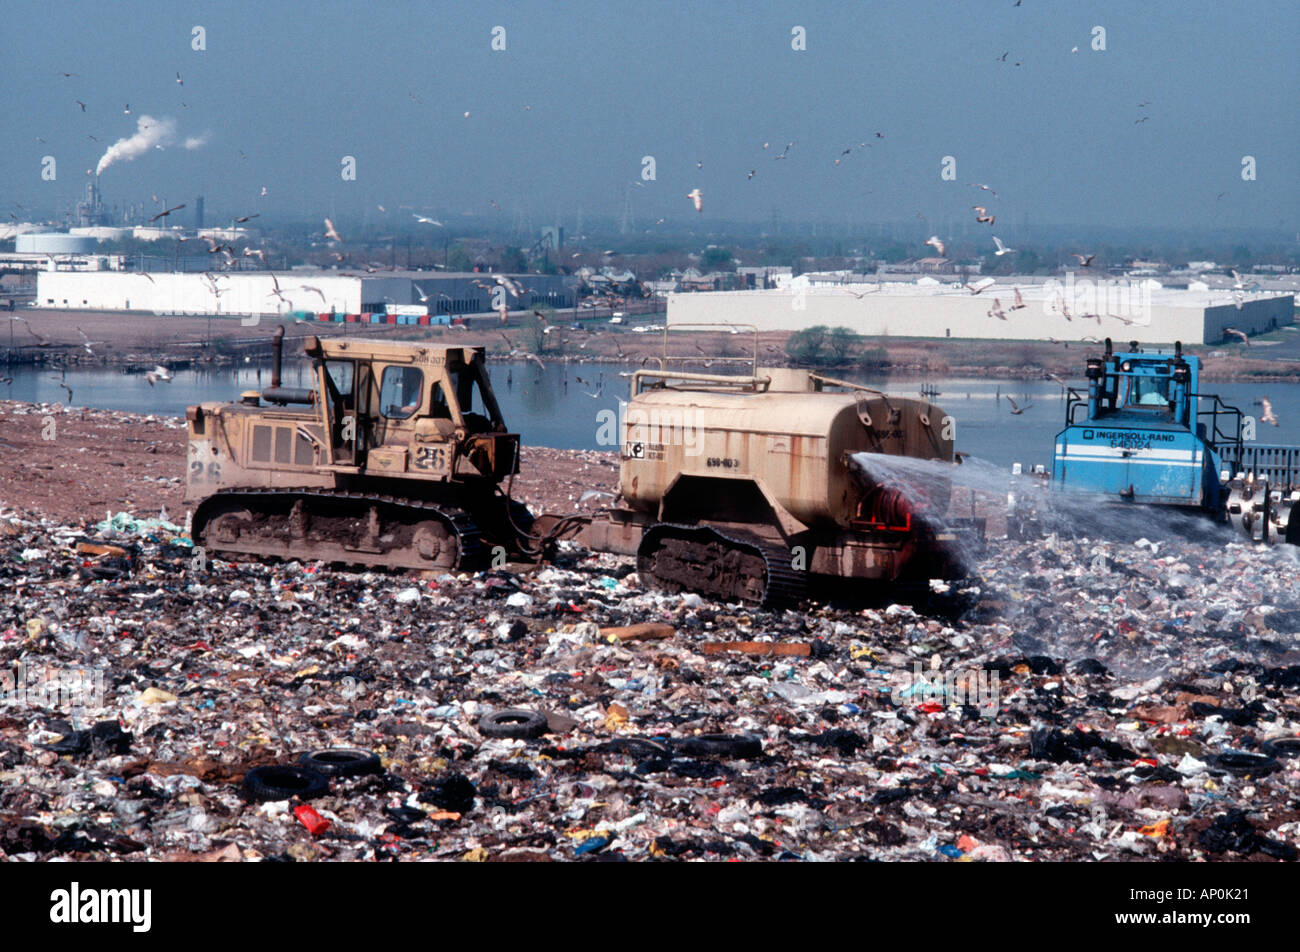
293, 804, 332, 836
1, 501, 1299, 861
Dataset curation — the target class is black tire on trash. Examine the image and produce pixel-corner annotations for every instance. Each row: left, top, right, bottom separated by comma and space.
243, 765, 330, 802
1260, 737, 1300, 760
673, 733, 763, 759
478, 709, 549, 739
596, 737, 672, 759
1212, 752, 1280, 776
298, 748, 383, 778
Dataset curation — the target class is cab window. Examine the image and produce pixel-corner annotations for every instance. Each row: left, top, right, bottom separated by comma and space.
1124, 375, 1170, 409
379, 366, 423, 419
430, 382, 451, 419
325, 360, 355, 410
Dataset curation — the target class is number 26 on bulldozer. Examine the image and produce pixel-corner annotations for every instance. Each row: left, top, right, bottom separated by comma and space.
414, 446, 447, 470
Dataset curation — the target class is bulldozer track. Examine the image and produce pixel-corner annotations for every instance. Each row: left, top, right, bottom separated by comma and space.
192, 488, 483, 572
636, 522, 806, 608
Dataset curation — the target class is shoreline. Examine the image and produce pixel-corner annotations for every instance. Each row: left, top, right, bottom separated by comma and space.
7, 308, 1300, 384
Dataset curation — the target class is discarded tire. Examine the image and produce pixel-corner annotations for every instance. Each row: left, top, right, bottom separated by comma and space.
243, 765, 330, 802
673, 733, 763, 759
298, 748, 383, 778
596, 737, 673, 761
1260, 737, 1300, 760
1212, 752, 1280, 776
478, 709, 549, 740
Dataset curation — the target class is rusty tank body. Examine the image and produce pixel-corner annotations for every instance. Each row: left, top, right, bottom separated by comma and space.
570, 339, 980, 606
184, 330, 531, 572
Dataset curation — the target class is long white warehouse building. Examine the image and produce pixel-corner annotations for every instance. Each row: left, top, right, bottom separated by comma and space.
34, 269, 577, 316
667, 278, 1294, 346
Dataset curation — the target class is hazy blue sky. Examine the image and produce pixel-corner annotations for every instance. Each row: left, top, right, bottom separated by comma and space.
3, 0, 1296, 233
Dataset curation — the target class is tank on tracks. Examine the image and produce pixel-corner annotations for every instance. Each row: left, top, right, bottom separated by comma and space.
560, 324, 983, 607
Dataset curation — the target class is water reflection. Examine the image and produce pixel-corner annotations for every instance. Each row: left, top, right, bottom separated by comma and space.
1, 359, 1296, 472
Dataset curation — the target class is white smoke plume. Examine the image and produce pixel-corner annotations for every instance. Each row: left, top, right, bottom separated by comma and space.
95, 115, 209, 175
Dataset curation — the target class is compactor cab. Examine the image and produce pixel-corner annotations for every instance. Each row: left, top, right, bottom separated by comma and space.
301, 335, 518, 483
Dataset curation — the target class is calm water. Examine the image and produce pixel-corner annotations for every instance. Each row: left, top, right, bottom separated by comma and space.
3, 358, 1299, 471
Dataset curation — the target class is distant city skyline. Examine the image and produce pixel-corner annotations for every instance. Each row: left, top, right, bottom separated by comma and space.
2, 0, 1296, 238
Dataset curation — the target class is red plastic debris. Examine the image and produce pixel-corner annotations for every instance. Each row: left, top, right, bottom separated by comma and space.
294, 804, 331, 835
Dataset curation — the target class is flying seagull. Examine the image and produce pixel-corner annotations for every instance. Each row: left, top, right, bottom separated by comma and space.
1006, 395, 1031, 415
9, 316, 48, 345
992, 236, 1015, 256
323, 218, 343, 243
150, 203, 186, 223
1261, 397, 1278, 427
1071, 253, 1095, 267
687, 188, 703, 212
924, 235, 946, 257
1223, 327, 1249, 345
144, 365, 173, 385
50, 373, 73, 403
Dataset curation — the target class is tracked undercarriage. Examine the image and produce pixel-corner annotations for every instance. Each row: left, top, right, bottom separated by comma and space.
635, 523, 808, 608
192, 489, 485, 572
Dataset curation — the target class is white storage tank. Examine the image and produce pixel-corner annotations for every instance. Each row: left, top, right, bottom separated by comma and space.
15, 233, 97, 255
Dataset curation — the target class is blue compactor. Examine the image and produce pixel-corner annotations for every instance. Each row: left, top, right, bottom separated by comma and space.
1052, 339, 1300, 542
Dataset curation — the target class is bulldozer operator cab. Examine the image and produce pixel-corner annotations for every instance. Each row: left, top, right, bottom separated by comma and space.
307, 338, 515, 481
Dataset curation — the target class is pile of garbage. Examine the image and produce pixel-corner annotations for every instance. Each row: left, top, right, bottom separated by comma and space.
1, 509, 1298, 862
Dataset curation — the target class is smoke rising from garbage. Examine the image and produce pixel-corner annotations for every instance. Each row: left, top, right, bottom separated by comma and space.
95, 116, 208, 175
